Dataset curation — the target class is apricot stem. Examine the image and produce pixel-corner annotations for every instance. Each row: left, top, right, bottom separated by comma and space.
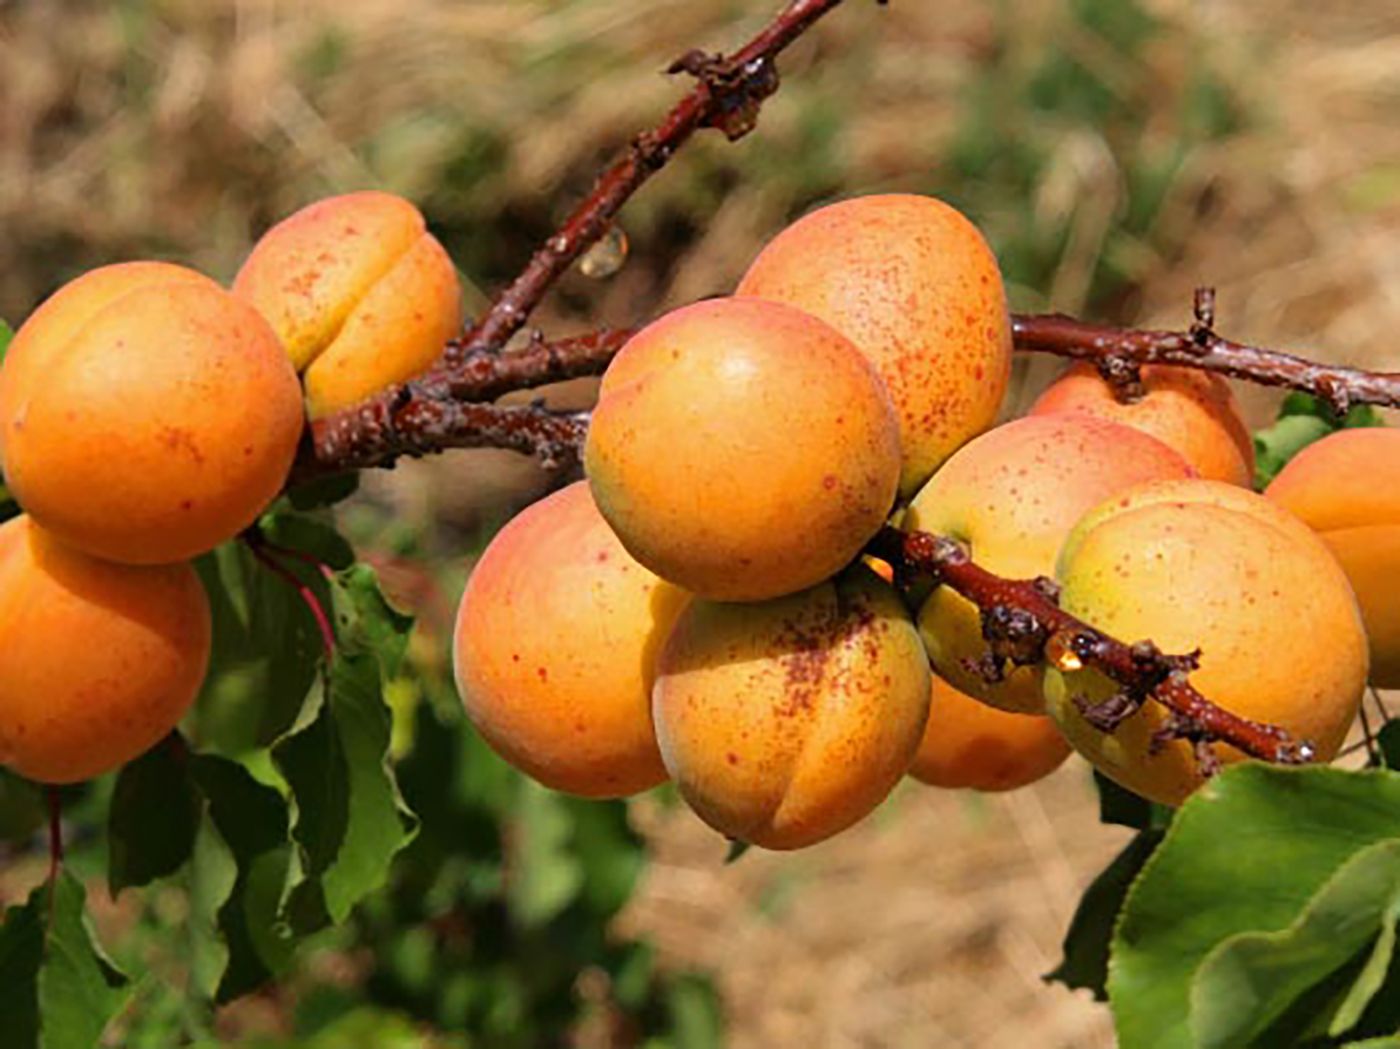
47, 787, 62, 888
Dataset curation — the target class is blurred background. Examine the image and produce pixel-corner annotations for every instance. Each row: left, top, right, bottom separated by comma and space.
1, 0, 1398, 1046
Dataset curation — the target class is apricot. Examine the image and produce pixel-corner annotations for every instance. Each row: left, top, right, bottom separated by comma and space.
453, 482, 687, 798
904, 414, 1194, 713
909, 676, 1072, 792
0, 515, 211, 784
0, 265, 304, 564
653, 569, 930, 850
737, 193, 1012, 496
585, 297, 901, 602
1029, 363, 1254, 485
1044, 481, 1368, 806
233, 190, 462, 419
1266, 428, 1400, 687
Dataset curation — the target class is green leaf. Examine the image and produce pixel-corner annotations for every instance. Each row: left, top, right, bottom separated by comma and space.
0, 872, 131, 1049
194, 544, 323, 750
258, 512, 356, 571
285, 471, 360, 513
334, 564, 415, 677
274, 568, 417, 930
1094, 771, 1173, 830
1191, 840, 1400, 1047
0, 768, 46, 845
1255, 394, 1388, 488
1046, 829, 1163, 1000
1253, 414, 1333, 489
108, 736, 201, 895
1109, 765, 1400, 1049
1277, 391, 1388, 430
188, 755, 292, 1002
1379, 721, 1400, 771
0, 319, 13, 365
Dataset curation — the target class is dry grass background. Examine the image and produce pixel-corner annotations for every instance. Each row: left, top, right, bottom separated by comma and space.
3, 1, 1399, 1046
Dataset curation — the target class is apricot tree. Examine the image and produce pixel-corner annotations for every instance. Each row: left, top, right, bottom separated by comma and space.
2, 2, 1399, 1047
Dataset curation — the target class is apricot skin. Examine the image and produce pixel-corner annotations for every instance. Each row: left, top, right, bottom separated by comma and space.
904, 414, 1194, 713
0, 516, 211, 784
453, 482, 686, 798
737, 193, 1012, 496
0, 267, 304, 564
1044, 483, 1368, 806
1266, 428, 1400, 687
233, 190, 462, 419
585, 297, 901, 602
653, 570, 930, 850
909, 676, 1072, 792
1029, 363, 1254, 485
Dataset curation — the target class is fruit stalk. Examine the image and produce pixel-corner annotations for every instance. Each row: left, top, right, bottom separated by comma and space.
867, 526, 1317, 767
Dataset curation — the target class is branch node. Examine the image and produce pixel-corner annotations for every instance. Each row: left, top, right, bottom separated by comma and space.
1095, 353, 1146, 403
667, 49, 781, 141
1074, 690, 1143, 733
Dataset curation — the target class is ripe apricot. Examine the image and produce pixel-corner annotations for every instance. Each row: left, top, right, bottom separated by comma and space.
737, 193, 1012, 496
909, 676, 1072, 792
1266, 428, 1400, 687
0, 265, 304, 564
585, 297, 901, 602
453, 482, 687, 798
904, 414, 1194, 713
653, 569, 930, 850
1044, 482, 1368, 806
233, 190, 462, 419
1029, 363, 1254, 485
0, 516, 211, 784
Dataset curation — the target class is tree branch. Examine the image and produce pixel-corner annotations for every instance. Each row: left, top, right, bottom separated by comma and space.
451, 0, 853, 363
298, 0, 854, 479
866, 526, 1315, 767
1012, 288, 1400, 414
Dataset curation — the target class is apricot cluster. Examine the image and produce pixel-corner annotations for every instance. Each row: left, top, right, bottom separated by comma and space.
455, 191, 1389, 848
0, 190, 462, 783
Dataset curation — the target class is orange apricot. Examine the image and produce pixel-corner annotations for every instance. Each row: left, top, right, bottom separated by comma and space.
0, 265, 304, 564
233, 190, 462, 419
1029, 363, 1254, 485
909, 676, 1072, 792
737, 193, 1012, 496
453, 482, 687, 798
0, 515, 211, 784
585, 297, 901, 602
1266, 427, 1400, 687
1044, 482, 1368, 806
904, 414, 1194, 713
653, 569, 930, 850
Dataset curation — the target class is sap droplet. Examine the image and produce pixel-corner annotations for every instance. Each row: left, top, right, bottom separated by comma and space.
579, 226, 629, 279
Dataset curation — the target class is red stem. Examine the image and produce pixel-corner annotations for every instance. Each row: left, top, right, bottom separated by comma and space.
246, 540, 336, 660
47, 787, 62, 885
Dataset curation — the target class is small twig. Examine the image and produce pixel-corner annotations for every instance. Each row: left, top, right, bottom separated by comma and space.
1372, 686, 1393, 724
451, 0, 849, 363
294, 0, 854, 479
867, 526, 1315, 767
47, 788, 62, 885
1012, 290, 1400, 415
1357, 698, 1379, 764
245, 537, 336, 660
